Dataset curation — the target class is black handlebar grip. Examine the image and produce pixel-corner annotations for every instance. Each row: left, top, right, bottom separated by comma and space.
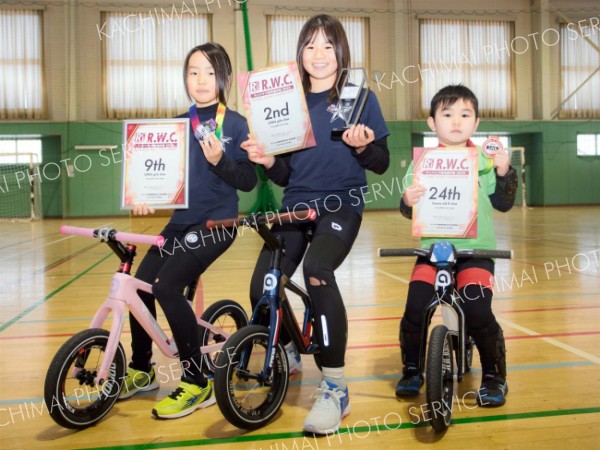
468, 249, 513, 259
378, 248, 420, 257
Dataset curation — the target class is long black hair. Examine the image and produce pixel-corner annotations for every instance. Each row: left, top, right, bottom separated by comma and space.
296, 14, 350, 102
183, 42, 232, 105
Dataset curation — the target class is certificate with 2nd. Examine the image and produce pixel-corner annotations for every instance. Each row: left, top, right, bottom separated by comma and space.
238, 62, 315, 155
121, 119, 189, 210
412, 147, 479, 238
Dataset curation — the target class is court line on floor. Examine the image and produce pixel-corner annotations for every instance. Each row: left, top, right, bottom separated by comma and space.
2, 273, 599, 329
2, 286, 598, 331
0, 360, 594, 407
498, 317, 600, 364
374, 265, 600, 300
7, 303, 599, 326
75, 406, 600, 450
374, 268, 410, 284
509, 256, 600, 280
0, 241, 100, 292
345, 330, 600, 351
0, 253, 113, 333
0, 225, 148, 333
1, 222, 116, 254
0, 231, 61, 251
2, 323, 598, 343
7, 302, 600, 327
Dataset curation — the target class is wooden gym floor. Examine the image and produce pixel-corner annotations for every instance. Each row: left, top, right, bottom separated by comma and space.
0, 206, 599, 449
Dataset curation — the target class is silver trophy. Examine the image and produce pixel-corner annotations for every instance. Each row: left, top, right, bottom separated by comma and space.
331, 67, 369, 141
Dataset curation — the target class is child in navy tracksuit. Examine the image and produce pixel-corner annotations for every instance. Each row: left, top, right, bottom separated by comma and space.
242, 14, 389, 435
119, 43, 256, 420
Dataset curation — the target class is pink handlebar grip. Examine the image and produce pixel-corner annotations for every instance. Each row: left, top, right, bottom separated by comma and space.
114, 231, 165, 247
60, 225, 164, 247
60, 225, 95, 238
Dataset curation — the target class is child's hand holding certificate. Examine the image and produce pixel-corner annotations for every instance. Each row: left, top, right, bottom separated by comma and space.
237, 62, 316, 155
412, 147, 479, 238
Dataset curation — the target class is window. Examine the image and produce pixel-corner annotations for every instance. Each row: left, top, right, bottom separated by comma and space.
559, 22, 600, 119
577, 134, 600, 156
0, 139, 42, 164
102, 12, 210, 119
0, 10, 46, 119
420, 19, 515, 118
267, 15, 369, 72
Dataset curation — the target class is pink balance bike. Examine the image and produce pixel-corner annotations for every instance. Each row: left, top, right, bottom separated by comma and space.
44, 226, 248, 429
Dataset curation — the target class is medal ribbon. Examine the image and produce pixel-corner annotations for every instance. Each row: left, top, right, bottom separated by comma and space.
189, 102, 226, 142
479, 158, 494, 176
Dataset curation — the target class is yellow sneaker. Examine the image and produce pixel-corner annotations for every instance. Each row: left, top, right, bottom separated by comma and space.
151, 378, 215, 419
118, 366, 159, 400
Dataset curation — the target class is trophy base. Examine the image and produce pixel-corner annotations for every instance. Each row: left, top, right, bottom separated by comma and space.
331, 127, 348, 141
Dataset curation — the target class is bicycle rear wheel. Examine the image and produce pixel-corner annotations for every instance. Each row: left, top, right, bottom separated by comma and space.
426, 325, 454, 432
199, 299, 248, 374
44, 328, 126, 429
213, 325, 289, 429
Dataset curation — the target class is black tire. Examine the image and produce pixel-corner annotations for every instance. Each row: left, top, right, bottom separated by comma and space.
464, 335, 474, 373
199, 299, 248, 374
426, 325, 454, 432
213, 325, 289, 429
451, 334, 474, 373
44, 328, 126, 429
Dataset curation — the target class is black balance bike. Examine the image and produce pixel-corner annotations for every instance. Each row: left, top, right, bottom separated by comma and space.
206, 209, 317, 430
379, 241, 511, 432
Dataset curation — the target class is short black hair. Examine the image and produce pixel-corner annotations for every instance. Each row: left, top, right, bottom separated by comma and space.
430, 84, 479, 119
183, 42, 232, 105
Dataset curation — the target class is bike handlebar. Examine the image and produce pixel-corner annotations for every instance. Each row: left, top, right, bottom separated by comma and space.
60, 225, 165, 247
378, 248, 428, 258
378, 247, 513, 259
206, 209, 317, 230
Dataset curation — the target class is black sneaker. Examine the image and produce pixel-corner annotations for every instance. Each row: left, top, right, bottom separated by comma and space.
395, 367, 424, 398
477, 373, 508, 407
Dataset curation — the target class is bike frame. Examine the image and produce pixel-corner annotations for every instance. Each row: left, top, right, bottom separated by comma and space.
63, 229, 237, 386
239, 223, 317, 380
417, 243, 468, 382
85, 271, 176, 385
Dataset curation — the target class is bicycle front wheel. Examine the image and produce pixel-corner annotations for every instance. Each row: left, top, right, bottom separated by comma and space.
44, 328, 126, 429
451, 334, 474, 374
199, 299, 248, 374
426, 325, 454, 432
464, 335, 475, 373
213, 325, 289, 429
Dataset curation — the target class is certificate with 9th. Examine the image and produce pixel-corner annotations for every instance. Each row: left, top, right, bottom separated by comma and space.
412, 147, 478, 238
121, 119, 189, 210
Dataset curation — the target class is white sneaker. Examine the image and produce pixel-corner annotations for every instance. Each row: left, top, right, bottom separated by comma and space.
303, 379, 350, 434
285, 341, 303, 375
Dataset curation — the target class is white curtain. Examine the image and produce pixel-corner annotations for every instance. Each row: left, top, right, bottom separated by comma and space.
0, 10, 45, 119
340, 17, 369, 70
268, 15, 369, 72
268, 15, 310, 65
420, 19, 515, 118
560, 22, 600, 119
103, 12, 209, 119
